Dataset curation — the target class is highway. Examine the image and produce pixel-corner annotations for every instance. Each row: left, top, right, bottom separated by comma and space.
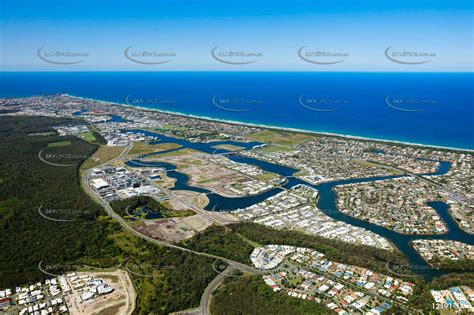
81, 145, 263, 275
173, 265, 242, 315
79, 144, 267, 315
199, 266, 234, 315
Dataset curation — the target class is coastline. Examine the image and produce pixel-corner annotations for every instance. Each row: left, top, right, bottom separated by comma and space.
12, 93, 474, 153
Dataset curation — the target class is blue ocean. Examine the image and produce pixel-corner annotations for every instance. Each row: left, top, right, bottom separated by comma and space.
0, 72, 472, 150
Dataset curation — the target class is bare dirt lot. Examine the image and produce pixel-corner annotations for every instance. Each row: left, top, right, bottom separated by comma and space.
147, 151, 253, 197
135, 214, 213, 242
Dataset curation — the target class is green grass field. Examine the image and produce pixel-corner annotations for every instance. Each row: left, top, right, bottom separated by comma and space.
81, 146, 125, 170
78, 131, 97, 143
196, 178, 218, 184
211, 144, 245, 151
129, 142, 181, 155
246, 130, 312, 151
47, 140, 72, 147
255, 173, 280, 181
288, 276, 303, 287
151, 124, 188, 131
150, 148, 201, 158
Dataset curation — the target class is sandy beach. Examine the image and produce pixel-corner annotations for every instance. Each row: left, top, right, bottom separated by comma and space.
61, 93, 474, 154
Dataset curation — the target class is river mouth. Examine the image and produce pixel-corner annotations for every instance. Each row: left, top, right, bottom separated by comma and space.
125, 129, 473, 281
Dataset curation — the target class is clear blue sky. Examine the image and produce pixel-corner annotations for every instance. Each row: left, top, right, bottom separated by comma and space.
1, 0, 472, 71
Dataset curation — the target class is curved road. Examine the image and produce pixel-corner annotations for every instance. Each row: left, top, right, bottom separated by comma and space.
80, 147, 262, 276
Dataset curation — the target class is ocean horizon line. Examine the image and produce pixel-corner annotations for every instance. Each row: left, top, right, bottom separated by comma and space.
2, 70, 474, 74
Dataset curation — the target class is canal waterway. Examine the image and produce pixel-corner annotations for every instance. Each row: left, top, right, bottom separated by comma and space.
125, 129, 473, 280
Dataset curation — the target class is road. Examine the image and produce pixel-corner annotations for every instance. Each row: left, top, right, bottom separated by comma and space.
173, 265, 240, 315
81, 145, 262, 275
83, 172, 261, 273
124, 145, 238, 224
199, 266, 234, 315
80, 144, 267, 315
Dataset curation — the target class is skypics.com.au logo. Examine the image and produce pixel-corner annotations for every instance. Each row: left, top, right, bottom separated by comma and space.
385, 46, 436, 65
385, 261, 432, 278
37, 47, 89, 65
125, 94, 177, 107
298, 95, 350, 112
211, 95, 263, 112
124, 46, 176, 65
385, 95, 437, 112
38, 205, 96, 222
298, 46, 349, 65
38, 147, 90, 167
125, 259, 176, 278
211, 46, 263, 65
